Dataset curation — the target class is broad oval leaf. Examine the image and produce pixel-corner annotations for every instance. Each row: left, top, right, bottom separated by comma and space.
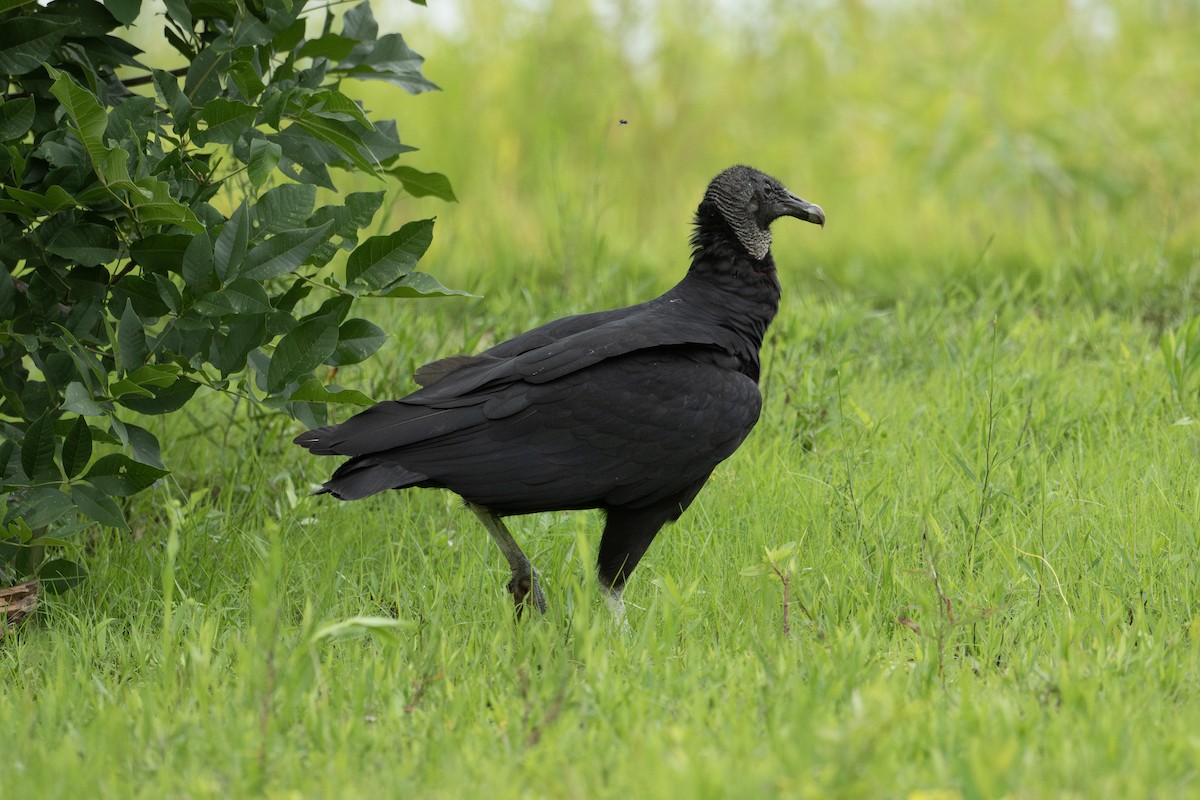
85, 453, 168, 497
214, 202, 249, 284
240, 220, 334, 281
115, 378, 199, 415
0, 97, 36, 141
225, 278, 274, 314
248, 137, 282, 189
62, 381, 104, 416
390, 166, 456, 201
327, 318, 387, 366
61, 416, 93, 479
7, 487, 73, 529
72, 483, 129, 530
266, 315, 340, 393
118, 301, 149, 372
253, 185, 317, 240
193, 98, 259, 146
45, 222, 120, 267
379, 270, 474, 299
346, 218, 433, 289
130, 233, 192, 273
288, 378, 374, 406
1, 19, 69, 76
20, 412, 58, 482
182, 231, 216, 292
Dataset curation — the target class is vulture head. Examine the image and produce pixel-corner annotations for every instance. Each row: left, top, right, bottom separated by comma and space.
703, 165, 825, 260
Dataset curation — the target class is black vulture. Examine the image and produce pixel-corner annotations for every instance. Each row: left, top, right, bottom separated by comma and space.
294, 165, 825, 615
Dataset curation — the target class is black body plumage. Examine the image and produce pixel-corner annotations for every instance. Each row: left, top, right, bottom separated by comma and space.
294, 165, 825, 608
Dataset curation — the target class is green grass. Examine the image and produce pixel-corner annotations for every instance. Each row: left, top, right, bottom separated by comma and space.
5, 2, 1200, 797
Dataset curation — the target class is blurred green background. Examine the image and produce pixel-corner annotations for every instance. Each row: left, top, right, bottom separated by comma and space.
365, 0, 1198, 309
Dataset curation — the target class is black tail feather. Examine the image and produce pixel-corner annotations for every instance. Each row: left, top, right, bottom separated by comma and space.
319, 456, 429, 501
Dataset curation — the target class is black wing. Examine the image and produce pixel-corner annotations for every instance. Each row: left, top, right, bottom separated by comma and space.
299, 347, 761, 512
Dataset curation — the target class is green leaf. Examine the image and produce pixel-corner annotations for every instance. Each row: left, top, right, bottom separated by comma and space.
162, 0, 192, 29
130, 233, 192, 273
342, 2, 378, 41
182, 232, 216, 292
125, 364, 181, 389
346, 219, 434, 289
103, 0, 142, 25
306, 190, 384, 265
340, 35, 438, 95
289, 114, 378, 174
48, 68, 128, 184
184, 41, 231, 106
0, 18, 69, 75
266, 315, 340, 393
20, 413, 57, 482
106, 419, 165, 470
107, 378, 154, 399
194, 98, 259, 146
62, 382, 104, 416
210, 314, 267, 376
85, 454, 168, 497
248, 137, 281, 188
153, 274, 180, 316
303, 88, 373, 129
227, 58, 266, 100
214, 203, 250, 283
128, 177, 204, 232
268, 127, 335, 189
198, 279, 272, 316
38, 558, 87, 594
253, 183, 317, 239
390, 166, 457, 201
152, 68, 192, 129
288, 379, 374, 406
115, 377, 198, 415
45, 223, 120, 267
239, 220, 334, 280
193, 291, 235, 317
7, 488, 73, 529
5, 184, 76, 214
0, 97, 35, 141
327, 318, 386, 366
72, 483, 129, 530
298, 32, 356, 61
105, 95, 156, 143
272, 17, 306, 53
28, 531, 87, 549
226, 278, 274, 314
122, 423, 164, 470
118, 301, 149, 372
61, 416, 93, 479
378, 271, 474, 299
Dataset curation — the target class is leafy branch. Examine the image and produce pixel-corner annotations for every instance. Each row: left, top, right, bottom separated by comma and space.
0, 0, 460, 594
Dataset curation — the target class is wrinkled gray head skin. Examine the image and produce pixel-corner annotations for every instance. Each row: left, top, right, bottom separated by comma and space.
705, 165, 825, 260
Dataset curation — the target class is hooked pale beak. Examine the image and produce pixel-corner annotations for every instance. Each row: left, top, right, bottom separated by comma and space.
782, 193, 825, 228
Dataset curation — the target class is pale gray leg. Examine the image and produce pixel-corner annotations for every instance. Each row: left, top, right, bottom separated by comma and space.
466, 502, 547, 614
602, 584, 626, 621
602, 584, 630, 632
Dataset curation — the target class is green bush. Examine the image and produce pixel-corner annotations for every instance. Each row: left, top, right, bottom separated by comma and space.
0, 0, 457, 590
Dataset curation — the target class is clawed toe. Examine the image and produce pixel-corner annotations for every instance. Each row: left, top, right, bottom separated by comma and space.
507, 571, 547, 615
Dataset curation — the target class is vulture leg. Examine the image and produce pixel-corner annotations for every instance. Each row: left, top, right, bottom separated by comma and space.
603, 585, 629, 630
597, 506, 674, 599
467, 502, 547, 615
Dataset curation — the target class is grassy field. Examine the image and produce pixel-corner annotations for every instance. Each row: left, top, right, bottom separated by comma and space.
5, 1, 1200, 797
